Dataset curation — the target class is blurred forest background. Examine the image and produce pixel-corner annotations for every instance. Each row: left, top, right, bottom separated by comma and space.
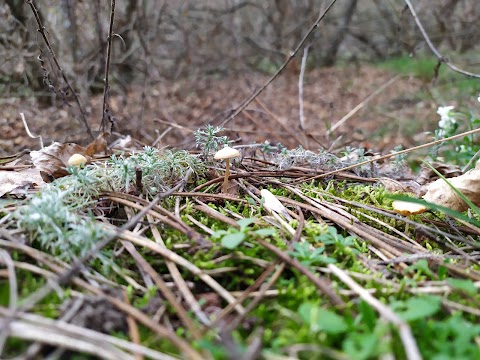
1, 0, 480, 155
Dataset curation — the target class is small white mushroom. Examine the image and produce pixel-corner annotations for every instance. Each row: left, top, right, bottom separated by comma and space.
261, 189, 293, 221
214, 146, 240, 193
392, 200, 427, 216
67, 153, 88, 167
392, 200, 427, 233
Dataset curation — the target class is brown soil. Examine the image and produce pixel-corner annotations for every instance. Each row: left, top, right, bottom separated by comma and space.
1, 65, 439, 156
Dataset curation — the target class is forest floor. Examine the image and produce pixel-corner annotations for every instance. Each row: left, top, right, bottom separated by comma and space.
2, 64, 438, 157
1, 63, 480, 359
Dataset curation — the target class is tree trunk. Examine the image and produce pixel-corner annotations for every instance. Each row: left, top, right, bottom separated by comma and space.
322, 0, 358, 66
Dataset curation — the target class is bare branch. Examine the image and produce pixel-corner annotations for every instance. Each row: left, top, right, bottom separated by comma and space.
100, 0, 117, 132
404, 0, 480, 78
25, 0, 94, 139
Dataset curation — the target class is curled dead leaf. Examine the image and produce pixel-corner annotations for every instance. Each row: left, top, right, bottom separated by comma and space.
30, 142, 90, 182
85, 132, 109, 157
423, 160, 480, 212
29, 133, 109, 182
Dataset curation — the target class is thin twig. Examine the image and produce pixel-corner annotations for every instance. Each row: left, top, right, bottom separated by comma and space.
257, 239, 344, 306
25, 0, 94, 139
115, 228, 246, 315
122, 241, 203, 341
328, 264, 421, 360
298, 44, 310, 132
0, 307, 179, 360
223, 263, 285, 332
0, 241, 202, 359
100, 0, 117, 132
20, 112, 43, 149
0, 174, 192, 336
147, 214, 212, 327
0, 250, 17, 353
403, 0, 480, 79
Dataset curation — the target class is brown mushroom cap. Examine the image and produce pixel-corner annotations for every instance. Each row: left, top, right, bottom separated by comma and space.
392, 200, 427, 216
214, 146, 240, 160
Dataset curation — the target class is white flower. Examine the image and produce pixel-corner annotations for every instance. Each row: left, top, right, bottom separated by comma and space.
438, 117, 456, 129
477, 94, 480, 103
437, 106, 454, 120
437, 105, 456, 129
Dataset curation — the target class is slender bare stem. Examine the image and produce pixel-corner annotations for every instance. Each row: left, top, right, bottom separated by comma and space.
20, 112, 43, 149
25, 0, 94, 139
403, 0, 480, 78
101, 0, 116, 132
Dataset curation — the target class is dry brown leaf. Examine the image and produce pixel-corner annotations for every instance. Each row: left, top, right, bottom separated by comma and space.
379, 178, 422, 195
416, 161, 462, 185
0, 168, 45, 197
30, 142, 90, 182
85, 132, 110, 157
29, 134, 109, 182
423, 161, 480, 212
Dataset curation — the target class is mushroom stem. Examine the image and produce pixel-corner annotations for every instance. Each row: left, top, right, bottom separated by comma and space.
222, 159, 230, 193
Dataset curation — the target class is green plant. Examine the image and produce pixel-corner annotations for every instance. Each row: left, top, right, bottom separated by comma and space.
14, 187, 111, 265
430, 104, 480, 166
107, 147, 204, 196
194, 125, 231, 158
211, 218, 276, 249
315, 226, 359, 259
290, 242, 336, 267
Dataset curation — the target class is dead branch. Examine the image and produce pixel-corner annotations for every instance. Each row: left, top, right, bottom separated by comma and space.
100, 0, 116, 132
403, 0, 480, 78
25, 0, 94, 139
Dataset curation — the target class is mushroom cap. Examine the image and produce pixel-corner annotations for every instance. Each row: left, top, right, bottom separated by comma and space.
392, 200, 427, 216
214, 146, 240, 160
67, 153, 88, 167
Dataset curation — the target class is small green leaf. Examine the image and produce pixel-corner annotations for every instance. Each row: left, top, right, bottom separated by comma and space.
221, 232, 246, 249
211, 230, 228, 239
404, 259, 436, 279
236, 218, 256, 231
359, 300, 377, 331
298, 302, 347, 334
446, 278, 477, 296
253, 228, 276, 237
394, 296, 441, 321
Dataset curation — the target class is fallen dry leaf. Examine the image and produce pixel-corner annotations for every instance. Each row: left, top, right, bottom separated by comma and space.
30, 142, 89, 182
85, 132, 109, 157
0, 168, 45, 197
423, 160, 480, 212
29, 133, 109, 182
416, 161, 462, 185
